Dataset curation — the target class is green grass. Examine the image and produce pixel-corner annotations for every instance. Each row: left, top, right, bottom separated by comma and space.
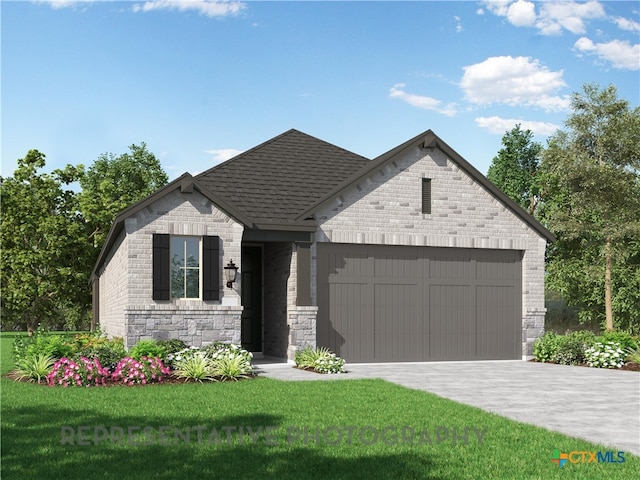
1, 333, 638, 480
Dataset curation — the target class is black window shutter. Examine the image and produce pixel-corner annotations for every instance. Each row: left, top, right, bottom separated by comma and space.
152, 234, 170, 300
203, 235, 220, 301
422, 178, 432, 214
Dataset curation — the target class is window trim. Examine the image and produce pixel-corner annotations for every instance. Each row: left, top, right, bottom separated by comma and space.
171, 236, 202, 300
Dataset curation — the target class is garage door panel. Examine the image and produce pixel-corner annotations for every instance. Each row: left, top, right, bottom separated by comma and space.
327, 282, 373, 361
374, 283, 421, 361
317, 243, 521, 362
476, 285, 520, 359
429, 285, 474, 360
373, 246, 420, 279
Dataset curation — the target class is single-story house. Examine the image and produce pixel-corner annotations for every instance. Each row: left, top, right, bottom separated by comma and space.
91, 129, 553, 362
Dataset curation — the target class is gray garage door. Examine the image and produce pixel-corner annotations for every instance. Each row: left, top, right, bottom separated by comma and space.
316, 243, 522, 362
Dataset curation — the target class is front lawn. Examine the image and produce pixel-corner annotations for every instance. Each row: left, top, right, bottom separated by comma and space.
1, 334, 638, 480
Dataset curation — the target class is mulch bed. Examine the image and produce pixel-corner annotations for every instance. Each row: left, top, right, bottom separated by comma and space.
528, 359, 640, 371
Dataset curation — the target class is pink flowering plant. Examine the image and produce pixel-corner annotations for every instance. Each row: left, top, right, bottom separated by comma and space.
111, 356, 171, 386
47, 357, 110, 387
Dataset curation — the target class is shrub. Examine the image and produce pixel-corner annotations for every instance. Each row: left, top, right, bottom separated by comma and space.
156, 339, 189, 359
13, 327, 75, 364
584, 342, 625, 369
72, 332, 110, 352
173, 352, 214, 382
211, 355, 252, 381
47, 357, 110, 387
206, 343, 253, 380
165, 346, 202, 368
552, 331, 596, 365
598, 331, 637, 351
295, 346, 346, 374
111, 357, 170, 386
129, 340, 166, 361
14, 353, 55, 383
533, 332, 560, 363
625, 346, 640, 364
76, 338, 127, 371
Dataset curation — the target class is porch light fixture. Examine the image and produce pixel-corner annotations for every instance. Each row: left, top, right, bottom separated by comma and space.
224, 260, 238, 288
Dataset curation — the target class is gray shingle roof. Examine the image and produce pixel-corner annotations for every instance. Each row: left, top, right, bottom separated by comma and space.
195, 129, 370, 226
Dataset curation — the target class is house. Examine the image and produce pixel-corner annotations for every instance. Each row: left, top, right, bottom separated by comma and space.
91, 129, 553, 363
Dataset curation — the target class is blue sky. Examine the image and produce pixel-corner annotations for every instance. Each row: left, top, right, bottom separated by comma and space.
2, 1, 639, 181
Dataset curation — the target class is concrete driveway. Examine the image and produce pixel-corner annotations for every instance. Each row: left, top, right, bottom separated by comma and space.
253, 359, 640, 456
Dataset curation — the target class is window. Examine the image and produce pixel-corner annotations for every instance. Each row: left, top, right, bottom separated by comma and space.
422, 178, 432, 214
153, 234, 220, 301
171, 237, 201, 299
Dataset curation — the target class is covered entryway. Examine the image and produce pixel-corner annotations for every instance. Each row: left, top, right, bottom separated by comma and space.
317, 243, 522, 362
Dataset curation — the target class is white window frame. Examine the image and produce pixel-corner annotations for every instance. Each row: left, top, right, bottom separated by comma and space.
170, 236, 202, 300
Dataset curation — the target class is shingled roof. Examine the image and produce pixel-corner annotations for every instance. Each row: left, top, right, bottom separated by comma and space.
195, 129, 370, 227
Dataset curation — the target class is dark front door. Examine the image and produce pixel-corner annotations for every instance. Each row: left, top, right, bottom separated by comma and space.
241, 246, 263, 352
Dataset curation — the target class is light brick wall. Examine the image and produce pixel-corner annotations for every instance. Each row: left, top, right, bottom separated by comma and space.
99, 188, 244, 349
313, 145, 547, 356
98, 230, 128, 339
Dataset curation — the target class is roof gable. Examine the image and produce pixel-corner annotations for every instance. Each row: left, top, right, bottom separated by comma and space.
297, 130, 555, 242
195, 129, 370, 226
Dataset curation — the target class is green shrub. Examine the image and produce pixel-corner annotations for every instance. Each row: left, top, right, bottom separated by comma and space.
14, 353, 55, 383
625, 346, 640, 363
211, 355, 252, 381
552, 331, 596, 365
532, 332, 560, 363
295, 346, 346, 374
173, 353, 214, 382
129, 339, 166, 360
156, 339, 188, 359
13, 327, 75, 363
76, 337, 126, 371
598, 331, 637, 351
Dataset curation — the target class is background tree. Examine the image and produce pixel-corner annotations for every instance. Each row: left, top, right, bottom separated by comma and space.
79, 143, 168, 250
541, 84, 640, 332
487, 124, 543, 216
0, 151, 92, 330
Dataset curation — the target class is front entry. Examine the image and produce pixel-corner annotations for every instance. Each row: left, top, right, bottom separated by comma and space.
241, 246, 263, 352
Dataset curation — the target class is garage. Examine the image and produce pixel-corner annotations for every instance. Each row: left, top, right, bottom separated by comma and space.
316, 243, 522, 362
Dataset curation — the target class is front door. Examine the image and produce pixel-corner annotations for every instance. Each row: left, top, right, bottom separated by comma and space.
241, 246, 263, 352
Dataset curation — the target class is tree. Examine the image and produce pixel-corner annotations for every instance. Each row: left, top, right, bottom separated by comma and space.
79, 143, 168, 250
541, 84, 640, 332
487, 124, 543, 216
0, 151, 92, 330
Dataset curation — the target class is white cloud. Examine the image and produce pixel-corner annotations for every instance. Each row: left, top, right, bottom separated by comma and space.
389, 84, 457, 117
613, 16, 640, 32
132, 0, 246, 17
475, 116, 560, 136
36, 0, 97, 8
454, 16, 463, 33
574, 37, 640, 70
483, 0, 606, 35
460, 56, 570, 111
506, 0, 536, 27
205, 148, 243, 162
536, 0, 605, 35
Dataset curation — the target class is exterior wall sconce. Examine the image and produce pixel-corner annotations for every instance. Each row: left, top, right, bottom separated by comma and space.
224, 260, 238, 288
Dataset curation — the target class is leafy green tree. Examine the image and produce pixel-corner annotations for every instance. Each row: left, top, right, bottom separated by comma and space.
541, 84, 640, 332
487, 124, 543, 215
0, 151, 92, 330
79, 143, 168, 249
